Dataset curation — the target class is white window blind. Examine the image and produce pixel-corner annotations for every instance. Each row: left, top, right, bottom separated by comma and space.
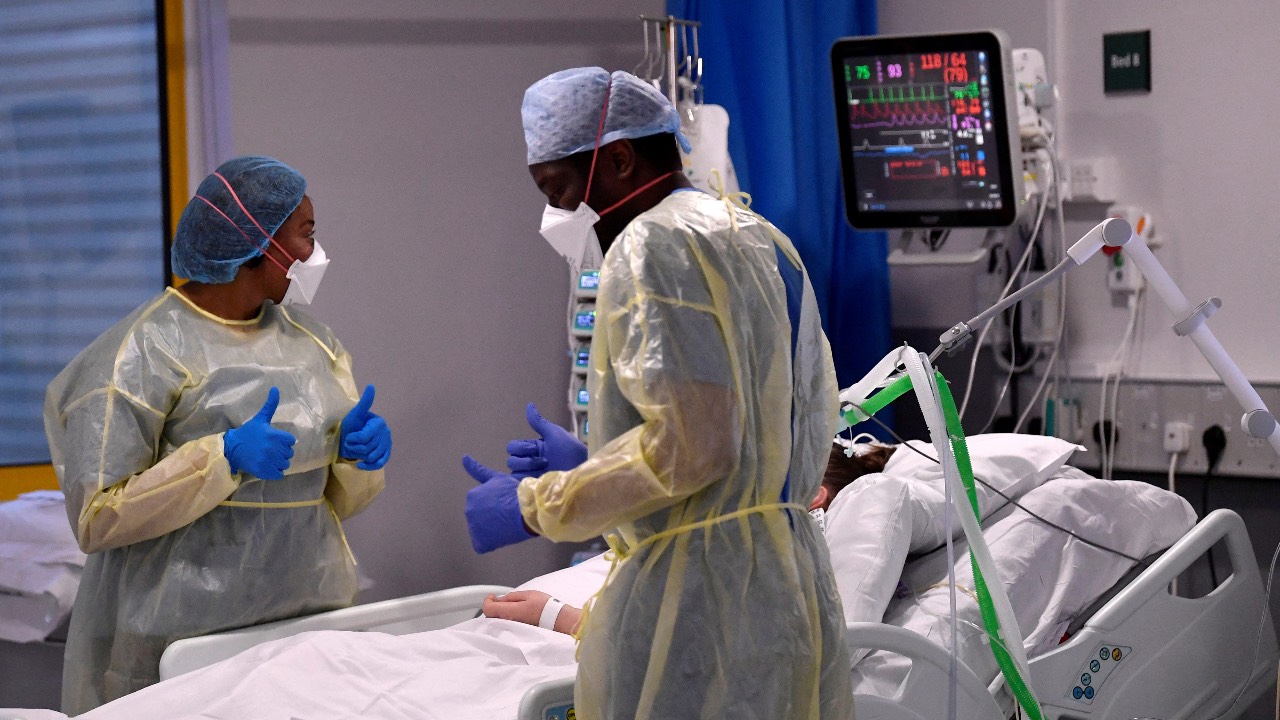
0, 0, 168, 465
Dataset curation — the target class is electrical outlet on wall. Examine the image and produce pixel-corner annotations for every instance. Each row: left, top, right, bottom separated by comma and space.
1069, 157, 1118, 202
1016, 378, 1280, 477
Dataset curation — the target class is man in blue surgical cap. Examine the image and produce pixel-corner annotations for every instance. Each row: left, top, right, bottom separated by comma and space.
45, 156, 392, 713
462, 68, 854, 719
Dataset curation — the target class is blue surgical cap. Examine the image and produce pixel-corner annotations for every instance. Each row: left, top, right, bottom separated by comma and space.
522, 67, 692, 165
171, 156, 307, 284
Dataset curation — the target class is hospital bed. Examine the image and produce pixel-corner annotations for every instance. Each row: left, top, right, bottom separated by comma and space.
141, 507, 1275, 720
3, 470, 1273, 720
510, 510, 1278, 720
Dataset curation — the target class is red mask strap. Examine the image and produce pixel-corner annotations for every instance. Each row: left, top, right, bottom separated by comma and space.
210, 172, 299, 267
597, 171, 678, 218
193, 195, 291, 273
582, 76, 614, 207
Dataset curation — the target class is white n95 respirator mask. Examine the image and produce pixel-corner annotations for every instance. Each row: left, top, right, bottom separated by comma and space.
540, 203, 603, 279
281, 241, 330, 306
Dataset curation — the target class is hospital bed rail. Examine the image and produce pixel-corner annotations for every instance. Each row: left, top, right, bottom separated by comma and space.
158, 584, 512, 681
832, 508, 1278, 720
1032, 508, 1278, 720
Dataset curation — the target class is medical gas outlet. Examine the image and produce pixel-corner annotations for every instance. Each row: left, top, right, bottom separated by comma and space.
1105, 208, 1156, 296
1104, 247, 1144, 294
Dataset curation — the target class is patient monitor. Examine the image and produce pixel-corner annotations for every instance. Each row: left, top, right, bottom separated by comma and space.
830, 30, 1023, 230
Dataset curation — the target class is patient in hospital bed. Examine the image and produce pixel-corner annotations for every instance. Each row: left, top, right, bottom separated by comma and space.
819, 434, 1195, 709
488, 434, 1193, 655
45, 434, 1196, 720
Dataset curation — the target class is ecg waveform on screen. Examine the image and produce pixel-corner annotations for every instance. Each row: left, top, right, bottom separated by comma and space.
844, 51, 991, 183
850, 102, 948, 129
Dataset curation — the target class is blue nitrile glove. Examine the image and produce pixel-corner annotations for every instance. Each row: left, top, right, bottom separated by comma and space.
505, 402, 588, 478
223, 387, 296, 480
339, 385, 392, 470
462, 455, 536, 554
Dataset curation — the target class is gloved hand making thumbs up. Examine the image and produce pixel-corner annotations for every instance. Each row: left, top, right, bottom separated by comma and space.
339, 385, 392, 470
223, 387, 296, 480
505, 403, 587, 478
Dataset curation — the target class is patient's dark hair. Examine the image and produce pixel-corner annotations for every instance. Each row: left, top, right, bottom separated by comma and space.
823, 444, 897, 497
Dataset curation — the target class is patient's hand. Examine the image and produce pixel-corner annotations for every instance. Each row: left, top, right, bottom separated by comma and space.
482, 590, 582, 635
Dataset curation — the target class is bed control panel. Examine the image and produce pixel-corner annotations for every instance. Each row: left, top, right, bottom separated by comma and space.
543, 703, 575, 720
1065, 643, 1131, 704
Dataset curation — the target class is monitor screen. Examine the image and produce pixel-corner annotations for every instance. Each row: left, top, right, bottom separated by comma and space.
831, 30, 1021, 228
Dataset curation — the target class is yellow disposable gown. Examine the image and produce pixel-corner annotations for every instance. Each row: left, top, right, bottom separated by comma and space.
43, 287, 384, 714
518, 190, 853, 719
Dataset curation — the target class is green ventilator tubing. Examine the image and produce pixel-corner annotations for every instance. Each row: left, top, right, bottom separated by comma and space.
845, 371, 1044, 720
935, 376, 1044, 720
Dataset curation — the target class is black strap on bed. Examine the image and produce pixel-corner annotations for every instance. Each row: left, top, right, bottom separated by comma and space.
1062, 548, 1167, 639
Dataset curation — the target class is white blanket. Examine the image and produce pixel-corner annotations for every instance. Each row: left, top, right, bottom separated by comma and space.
5, 469, 1194, 719
0, 491, 85, 643
70, 619, 577, 720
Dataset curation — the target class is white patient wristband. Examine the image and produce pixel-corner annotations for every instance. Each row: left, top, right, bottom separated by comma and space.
809, 507, 827, 533
539, 598, 565, 630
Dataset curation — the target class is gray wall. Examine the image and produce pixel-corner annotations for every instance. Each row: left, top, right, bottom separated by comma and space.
226, 0, 660, 603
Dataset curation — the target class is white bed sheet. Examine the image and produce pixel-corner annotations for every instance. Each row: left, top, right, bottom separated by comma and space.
73, 619, 578, 720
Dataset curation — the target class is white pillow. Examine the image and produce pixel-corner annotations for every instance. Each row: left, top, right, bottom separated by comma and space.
883, 433, 1084, 500
824, 433, 1083, 659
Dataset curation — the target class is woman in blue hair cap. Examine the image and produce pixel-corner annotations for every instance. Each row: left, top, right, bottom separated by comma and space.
44, 156, 392, 713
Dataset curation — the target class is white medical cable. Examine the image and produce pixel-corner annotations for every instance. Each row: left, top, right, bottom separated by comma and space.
955, 133, 1062, 431
1013, 143, 1069, 435
958, 191, 1052, 421
982, 311, 1046, 434
1098, 290, 1143, 478
1098, 293, 1136, 478
993, 343, 1042, 374
1110, 291, 1145, 477
850, 406, 1146, 565
1167, 452, 1181, 596
1051, 142, 1070, 402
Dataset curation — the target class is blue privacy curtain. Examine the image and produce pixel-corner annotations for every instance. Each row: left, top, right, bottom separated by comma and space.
668, 0, 891, 396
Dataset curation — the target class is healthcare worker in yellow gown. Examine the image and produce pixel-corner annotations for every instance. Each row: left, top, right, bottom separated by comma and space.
44, 156, 392, 714
462, 69, 854, 719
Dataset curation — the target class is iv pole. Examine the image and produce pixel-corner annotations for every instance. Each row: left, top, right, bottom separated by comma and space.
929, 217, 1280, 459
638, 15, 701, 106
